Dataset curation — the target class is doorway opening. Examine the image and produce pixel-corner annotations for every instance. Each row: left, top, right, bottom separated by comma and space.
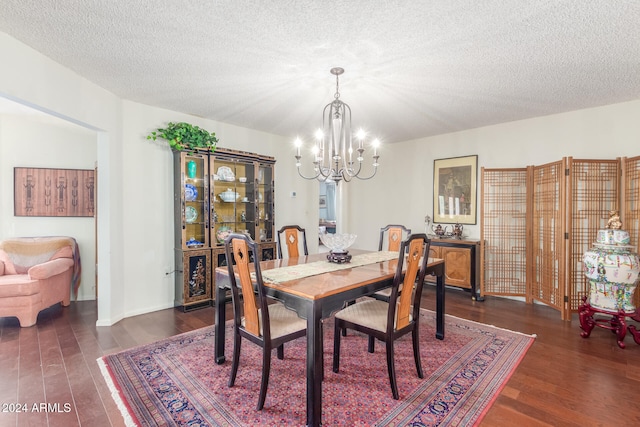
319, 181, 336, 249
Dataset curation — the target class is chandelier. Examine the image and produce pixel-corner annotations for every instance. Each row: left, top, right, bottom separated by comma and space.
294, 67, 380, 183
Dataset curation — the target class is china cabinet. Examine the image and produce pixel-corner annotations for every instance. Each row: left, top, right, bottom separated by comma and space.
173, 148, 276, 311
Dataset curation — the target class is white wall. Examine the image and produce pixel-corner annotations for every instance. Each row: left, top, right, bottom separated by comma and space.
349, 100, 640, 251
120, 101, 318, 317
0, 115, 97, 301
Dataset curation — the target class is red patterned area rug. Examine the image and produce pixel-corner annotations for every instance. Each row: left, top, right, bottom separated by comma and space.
98, 310, 535, 426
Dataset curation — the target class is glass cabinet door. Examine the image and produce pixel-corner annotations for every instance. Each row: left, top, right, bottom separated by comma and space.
258, 164, 274, 242
211, 157, 257, 245
179, 152, 209, 249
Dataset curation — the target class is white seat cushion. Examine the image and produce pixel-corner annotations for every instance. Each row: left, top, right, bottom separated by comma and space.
335, 299, 413, 332
242, 302, 306, 339
374, 282, 408, 298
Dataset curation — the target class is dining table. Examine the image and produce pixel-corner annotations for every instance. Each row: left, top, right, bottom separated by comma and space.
214, 249, 445, 427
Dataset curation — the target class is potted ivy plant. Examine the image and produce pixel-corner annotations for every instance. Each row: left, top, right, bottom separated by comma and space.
147, 122, 219, 152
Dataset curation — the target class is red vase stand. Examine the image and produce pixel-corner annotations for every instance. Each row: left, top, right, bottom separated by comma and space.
579, 296, 640, 348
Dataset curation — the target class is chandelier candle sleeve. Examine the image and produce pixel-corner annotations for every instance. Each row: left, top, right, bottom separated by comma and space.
294, 67, 380, 183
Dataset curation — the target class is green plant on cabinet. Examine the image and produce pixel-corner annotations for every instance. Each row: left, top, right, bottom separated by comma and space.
147, 122, 219, 152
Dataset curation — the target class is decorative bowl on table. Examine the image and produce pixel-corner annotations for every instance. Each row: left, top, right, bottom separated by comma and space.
219, 189, 240, 202
320, 233, 357, 263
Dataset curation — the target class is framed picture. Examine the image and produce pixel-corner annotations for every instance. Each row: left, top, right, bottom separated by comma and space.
319, 195, 327, 208
433, 155, 478, 224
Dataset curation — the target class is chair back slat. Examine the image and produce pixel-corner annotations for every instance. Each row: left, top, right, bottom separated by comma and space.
387, 227, 403, 252
231, 238, 260, 336
378, 224, 411, 252
277, 225, 309, 258
396, 238, 423, 329
284, 228, 300, 258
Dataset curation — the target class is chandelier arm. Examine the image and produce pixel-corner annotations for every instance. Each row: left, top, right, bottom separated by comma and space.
296, 165, 341, 182
351, 165, 379, 180
341, 155, 380, 180
296, 165, 323, 181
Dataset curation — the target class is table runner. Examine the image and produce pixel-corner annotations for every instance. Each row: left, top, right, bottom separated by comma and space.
259, 251, 399, 284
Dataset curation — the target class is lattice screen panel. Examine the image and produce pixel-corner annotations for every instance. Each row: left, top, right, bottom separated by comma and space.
530, 160, 565, 315
622, 156, 640, 308
566, 159, 620, 316
479, 156, 639, 320
480, 168, 528, 296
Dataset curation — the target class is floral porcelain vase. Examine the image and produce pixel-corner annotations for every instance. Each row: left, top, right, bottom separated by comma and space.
583, 228, 640, 313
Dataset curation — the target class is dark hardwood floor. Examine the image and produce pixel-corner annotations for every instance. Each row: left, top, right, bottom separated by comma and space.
1, 286, 639, 426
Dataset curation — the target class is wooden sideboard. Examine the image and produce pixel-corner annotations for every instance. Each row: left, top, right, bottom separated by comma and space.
427, 238, 483, 301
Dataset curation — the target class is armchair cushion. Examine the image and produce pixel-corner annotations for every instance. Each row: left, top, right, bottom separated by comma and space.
0, 276, 39, 297
28, 258, 75, 280
0, 250, 17, 275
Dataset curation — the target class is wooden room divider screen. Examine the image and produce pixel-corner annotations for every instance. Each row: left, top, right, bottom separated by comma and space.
481, 156, 639, 320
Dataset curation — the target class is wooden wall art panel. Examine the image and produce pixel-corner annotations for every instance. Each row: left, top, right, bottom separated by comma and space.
14, 167, 95, 217
480, 168, 528, 296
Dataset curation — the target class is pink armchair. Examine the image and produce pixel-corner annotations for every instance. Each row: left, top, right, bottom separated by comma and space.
0, 237, 80, 327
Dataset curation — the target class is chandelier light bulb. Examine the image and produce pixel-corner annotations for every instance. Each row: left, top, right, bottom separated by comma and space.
294, 137, 302, 157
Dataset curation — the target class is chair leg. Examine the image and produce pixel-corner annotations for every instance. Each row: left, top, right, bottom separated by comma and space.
412, 326, 424, 378
332, 320, 342, 373
386, 340, 399, 400
342, 301, 355, 336
368, 335, 375, 353
277, 344, 284, 360
257, 345, 272, 410
228, 329, 242, 387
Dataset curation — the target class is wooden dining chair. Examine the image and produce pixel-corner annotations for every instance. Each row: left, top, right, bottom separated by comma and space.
224, 233, 307, 410
277, 225, 309, 259
371, 224, 412, 302
332, 233, 431, 400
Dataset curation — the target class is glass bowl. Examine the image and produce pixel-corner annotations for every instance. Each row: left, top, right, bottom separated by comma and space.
320, 233, 357, 253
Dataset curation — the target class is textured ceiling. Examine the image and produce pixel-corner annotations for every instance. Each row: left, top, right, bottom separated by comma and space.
1, 1, 640, 143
